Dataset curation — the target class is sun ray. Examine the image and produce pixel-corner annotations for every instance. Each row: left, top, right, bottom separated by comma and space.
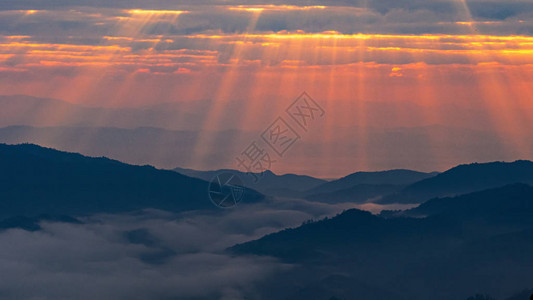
446, 0, 532, 161
189, 9, 264, 169
1, 2, 533, 173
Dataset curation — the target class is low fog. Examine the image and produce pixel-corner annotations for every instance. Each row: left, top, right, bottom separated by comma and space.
0, 197, 360, 299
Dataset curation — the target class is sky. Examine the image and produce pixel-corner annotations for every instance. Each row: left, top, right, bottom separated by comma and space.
0, 0, 533, 176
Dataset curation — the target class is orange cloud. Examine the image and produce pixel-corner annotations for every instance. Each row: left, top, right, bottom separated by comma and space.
127, 9, 188, 16
227, 5, 327, 12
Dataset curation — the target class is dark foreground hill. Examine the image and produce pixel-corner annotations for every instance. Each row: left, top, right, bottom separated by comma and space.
379, 160, 533, 204
401, 183, 533, 218
231, 184, 533, 300
0, 143, 263, 217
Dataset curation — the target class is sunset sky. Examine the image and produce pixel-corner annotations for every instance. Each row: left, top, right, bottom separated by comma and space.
1, 0, 533, 176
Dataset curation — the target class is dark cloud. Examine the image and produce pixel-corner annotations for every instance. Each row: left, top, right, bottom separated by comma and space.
0, 1, 532, 37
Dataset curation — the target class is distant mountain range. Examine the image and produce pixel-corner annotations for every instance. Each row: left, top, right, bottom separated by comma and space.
171, 161, 533, 206
174, 167, 327, 197
3, 94, 532, 132
379, 160, 533, 204
174, 167, 440, 201
306, 169, 438, 195
400, 183, 533, 218
231, 183, 533, 299
2, 94, 533, 174
0, 143, 263, 218
303, 169, 438, 203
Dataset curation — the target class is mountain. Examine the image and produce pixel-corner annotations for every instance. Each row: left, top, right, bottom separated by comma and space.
379, 160, 533, 204
174, 167, 327, 197
1, 119, 532, 178
2, 95, 533, 175
304, 183, 402, 203
400, 183, 533, 218
0, 143, 263, 217
231, 184, 533, 300
305, 169, 438, 195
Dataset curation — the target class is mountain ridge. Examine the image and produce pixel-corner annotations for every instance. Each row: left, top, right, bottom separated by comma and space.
0, 143, 263, 217
230, 183, 533, 299
174, 167, 327, 197
379, 160, 533, 204
304, 169, 438, 196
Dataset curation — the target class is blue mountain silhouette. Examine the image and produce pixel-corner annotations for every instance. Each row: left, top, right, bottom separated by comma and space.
0, 143, 263, 218
379, 161, 533, 204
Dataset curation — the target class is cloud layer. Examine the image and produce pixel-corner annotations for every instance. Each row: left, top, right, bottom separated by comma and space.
0, 3, 531, 104
0, 198, 364, 299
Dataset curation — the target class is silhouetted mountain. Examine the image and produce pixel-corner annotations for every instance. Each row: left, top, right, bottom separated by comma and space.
174, 167, 327, 197
2, 121, 532, 178
304, 184, 402, 203
379, 161, 533, 204
402, 183, 533, 218
231, 184, 533, 300
305, 169, 437, 195
0, 143, 263, 217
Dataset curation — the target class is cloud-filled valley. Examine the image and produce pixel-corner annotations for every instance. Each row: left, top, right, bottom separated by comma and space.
0, 198, 360, 299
